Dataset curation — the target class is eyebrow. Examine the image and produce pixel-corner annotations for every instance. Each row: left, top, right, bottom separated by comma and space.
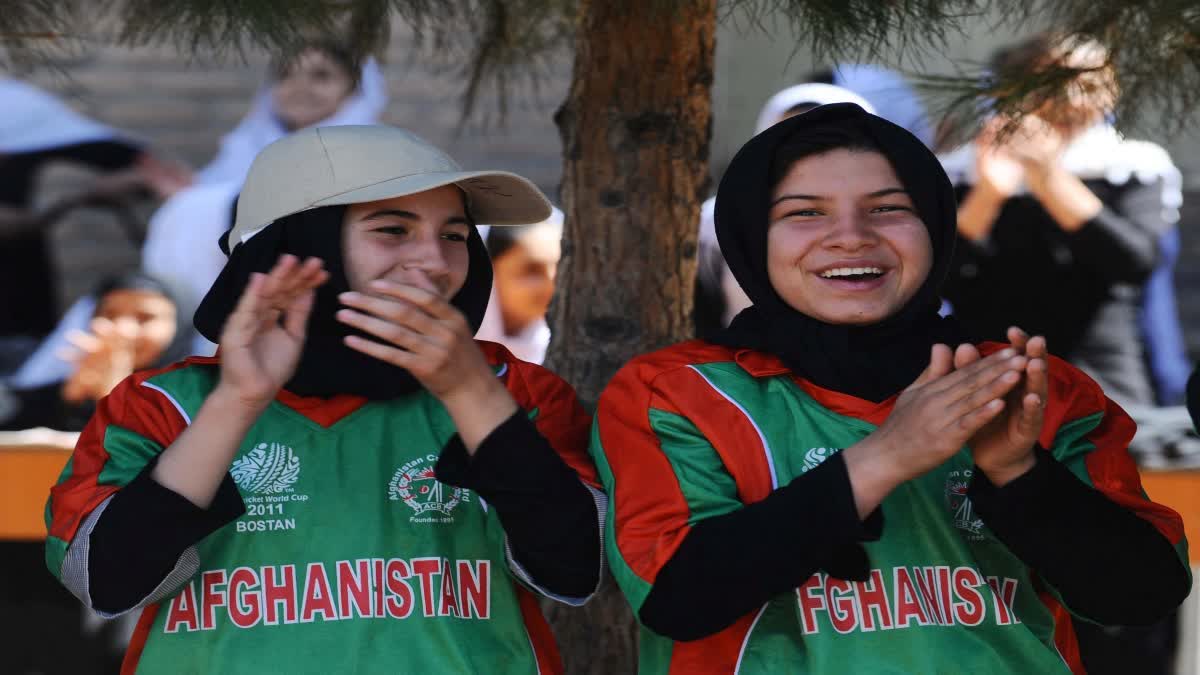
770, 187, 909, 207
360, 209, 469, 225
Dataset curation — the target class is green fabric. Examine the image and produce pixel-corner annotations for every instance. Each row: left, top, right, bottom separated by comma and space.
96, 366, 544, 674
96, 425, 163, 487
45, 535, 69, 580
647, 408, 742, 526
619, 360, 1095, 675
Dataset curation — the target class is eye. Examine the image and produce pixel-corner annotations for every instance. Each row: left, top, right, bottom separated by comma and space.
372, 225, 409, 237
441, 232, 468, 243
870, 205, 913, 214
780, 208, 823, 218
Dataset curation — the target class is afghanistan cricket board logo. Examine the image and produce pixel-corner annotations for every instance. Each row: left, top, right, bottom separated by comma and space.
389, 454, 467, 521
945, 469, 986, 540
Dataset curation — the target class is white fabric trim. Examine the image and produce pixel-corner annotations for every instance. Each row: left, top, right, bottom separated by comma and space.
139, 381, 192, 425
60, 494, 202, 618
687, 366, 779, 489
734, 604, 771, 675
505, 482, 608, 607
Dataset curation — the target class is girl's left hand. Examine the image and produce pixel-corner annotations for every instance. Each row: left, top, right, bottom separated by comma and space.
336, 276, 497, 400
959, 327, 1050, 485
61, 317, 138, 403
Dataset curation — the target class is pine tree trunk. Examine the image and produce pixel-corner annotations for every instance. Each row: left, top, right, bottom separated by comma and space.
543, 1, 716, 672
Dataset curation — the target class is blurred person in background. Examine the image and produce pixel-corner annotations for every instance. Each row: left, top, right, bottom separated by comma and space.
0, 79, 188, 363
1, 272, 188, 432
476, 207, 563, 364
939, 33, 1177, 410
140, 39, 387, 354
938, 32, 1187, 675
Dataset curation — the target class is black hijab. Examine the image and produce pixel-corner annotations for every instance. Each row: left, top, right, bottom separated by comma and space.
714, 103, 964, 402
94, 271, 193, 369
194, 203, 493, 399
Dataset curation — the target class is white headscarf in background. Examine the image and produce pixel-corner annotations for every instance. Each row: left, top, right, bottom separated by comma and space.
141, 58, 389, 355
0, 78, 137, 154
753, 83, 876, 135
826, 64, 934, 149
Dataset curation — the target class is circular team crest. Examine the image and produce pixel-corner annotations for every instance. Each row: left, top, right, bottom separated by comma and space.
388, 455, 462, 517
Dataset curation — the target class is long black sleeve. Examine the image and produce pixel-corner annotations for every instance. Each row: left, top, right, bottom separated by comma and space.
639, 454, 882, 642
969, 449, 1189, 626
1066, 178, 1167, 284
435, 410, 600, 598
88, 463, 245, 614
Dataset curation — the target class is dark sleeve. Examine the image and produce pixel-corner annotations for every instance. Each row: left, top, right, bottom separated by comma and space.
436, 410, 600, 598
969, 448, 1189, 626
88, 463, 245, 614
639, 453, 882, 641
1066, 178, 1168, 284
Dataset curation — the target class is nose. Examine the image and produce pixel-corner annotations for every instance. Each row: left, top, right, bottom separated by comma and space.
397, 236, 452, 284
822, 211, 876, 252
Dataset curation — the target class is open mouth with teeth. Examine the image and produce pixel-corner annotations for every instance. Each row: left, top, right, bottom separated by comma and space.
818, 267, 886, 282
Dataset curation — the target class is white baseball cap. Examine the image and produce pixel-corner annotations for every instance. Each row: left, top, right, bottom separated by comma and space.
228, 125, 553, 251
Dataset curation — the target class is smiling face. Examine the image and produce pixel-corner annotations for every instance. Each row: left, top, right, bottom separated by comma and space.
341, 185, 473, 299
94, 288, 177, 368
766, 148, 933, 325
271, 48, 356, 131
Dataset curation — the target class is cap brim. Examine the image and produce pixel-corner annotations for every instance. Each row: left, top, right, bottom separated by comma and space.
312, 170, 552, 226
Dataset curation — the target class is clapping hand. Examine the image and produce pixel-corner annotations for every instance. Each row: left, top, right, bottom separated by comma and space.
217, 254, 328, 409
61, 317, 139, 403
957, 326, 1049, 485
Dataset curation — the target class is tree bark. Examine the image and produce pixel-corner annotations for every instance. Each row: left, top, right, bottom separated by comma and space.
544, 1, 716, 672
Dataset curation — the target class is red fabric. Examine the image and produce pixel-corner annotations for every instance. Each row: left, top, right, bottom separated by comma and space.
516, 586, 563, 675
120, 603, 160, 675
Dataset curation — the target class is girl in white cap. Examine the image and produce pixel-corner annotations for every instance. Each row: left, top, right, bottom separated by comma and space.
46, 125, 603, 674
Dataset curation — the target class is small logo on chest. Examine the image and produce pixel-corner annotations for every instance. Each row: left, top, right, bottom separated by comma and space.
388, 454, 470, 523
801, 447, 836, 473
945, 469, 985, 540
231, 442, 301, 494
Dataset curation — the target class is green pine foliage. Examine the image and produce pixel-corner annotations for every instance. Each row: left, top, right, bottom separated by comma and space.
3, 1, 1198, 130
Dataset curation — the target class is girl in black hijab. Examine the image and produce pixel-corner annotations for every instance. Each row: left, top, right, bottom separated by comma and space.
592, 103, 1188, 674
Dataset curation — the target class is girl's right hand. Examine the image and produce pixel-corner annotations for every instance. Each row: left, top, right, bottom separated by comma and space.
859, 344, 1029, 484
216, 254, 327, 409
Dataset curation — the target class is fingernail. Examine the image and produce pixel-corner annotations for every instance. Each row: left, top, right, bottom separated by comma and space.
999, 348, 1015, 358
339, 292, 357, 302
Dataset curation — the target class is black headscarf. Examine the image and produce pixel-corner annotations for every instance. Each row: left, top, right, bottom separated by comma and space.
94, 271, 193, 369
714, 103, 964, 402
193, 204, 493, 399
